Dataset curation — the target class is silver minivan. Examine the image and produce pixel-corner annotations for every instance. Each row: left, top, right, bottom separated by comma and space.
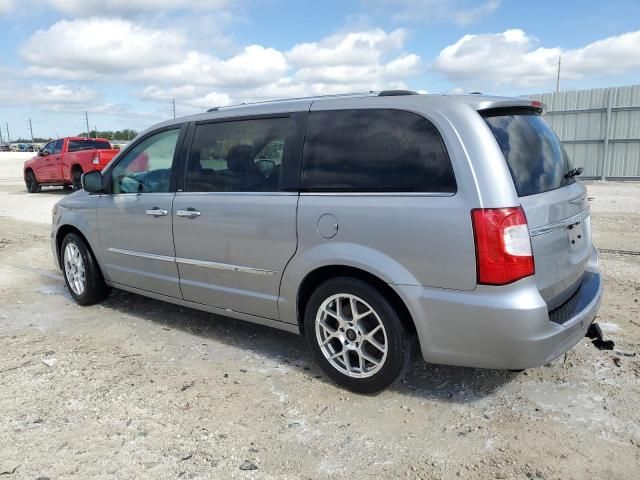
51, 91, 602, 393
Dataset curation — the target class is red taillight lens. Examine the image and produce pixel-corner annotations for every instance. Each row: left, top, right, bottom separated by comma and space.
471, 207, 535, 285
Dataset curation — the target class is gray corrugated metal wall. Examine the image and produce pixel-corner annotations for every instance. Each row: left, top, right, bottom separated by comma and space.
525, 85, 640, 179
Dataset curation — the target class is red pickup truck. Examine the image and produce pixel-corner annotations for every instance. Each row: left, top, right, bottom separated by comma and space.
24, 137, 119, 192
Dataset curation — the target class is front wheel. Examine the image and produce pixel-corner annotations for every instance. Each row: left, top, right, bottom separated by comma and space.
304, 277, 413, 393
25, 171, 40, 193
61, 233, 111, 305
71, 168, 83, 191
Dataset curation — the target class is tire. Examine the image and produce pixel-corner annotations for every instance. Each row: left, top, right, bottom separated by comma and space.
61, 233, 111, 305
71, 167, 83, 191
25, 170, 41, 193
304, 277, 413, 394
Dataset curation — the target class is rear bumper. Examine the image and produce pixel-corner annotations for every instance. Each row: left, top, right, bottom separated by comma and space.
396, 246, 602, 370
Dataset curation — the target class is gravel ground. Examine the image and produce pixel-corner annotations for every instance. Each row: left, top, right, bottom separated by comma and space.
1, 153, 639, 479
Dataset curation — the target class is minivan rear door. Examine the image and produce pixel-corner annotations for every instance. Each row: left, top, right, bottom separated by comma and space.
172, 112, 307, 320
483, 110, 591, 310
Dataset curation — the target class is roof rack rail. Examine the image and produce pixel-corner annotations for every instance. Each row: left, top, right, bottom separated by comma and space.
378, 90, 418, 96
206, 91, 378, 112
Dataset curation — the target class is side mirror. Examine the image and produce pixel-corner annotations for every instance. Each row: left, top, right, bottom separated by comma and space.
82, 170, 104, 193
38, 149, 45, 157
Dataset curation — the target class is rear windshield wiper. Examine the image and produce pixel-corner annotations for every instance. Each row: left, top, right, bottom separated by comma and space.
564, 167, 584, 179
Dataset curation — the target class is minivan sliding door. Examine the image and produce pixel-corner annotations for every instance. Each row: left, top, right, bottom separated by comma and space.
173, 112, 306, 320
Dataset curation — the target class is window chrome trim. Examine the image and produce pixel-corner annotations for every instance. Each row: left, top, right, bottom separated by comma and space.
299, 192, 456, 197
107, 248, 276, 275
175, 191, 297, 196
529, 211, 590, 237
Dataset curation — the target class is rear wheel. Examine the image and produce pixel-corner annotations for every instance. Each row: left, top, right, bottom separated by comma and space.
71, 167, 83, 191
61, 233, 111, 305
25, 170, 40, 193
304, 277, 413, 393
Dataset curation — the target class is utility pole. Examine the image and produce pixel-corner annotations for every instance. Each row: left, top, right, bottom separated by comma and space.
556, 56, 561, 93
0, 123, 3, 144
171, 98, 176, 119
85, 111, 90, 139
28, 118, 34, 143
5, 122, 10, 143
94, 126, 97, 139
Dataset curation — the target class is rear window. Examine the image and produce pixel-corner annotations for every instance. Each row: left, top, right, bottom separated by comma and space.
68, 140, 112, 152
483, 111, 575, 197
301, 109, 456, 193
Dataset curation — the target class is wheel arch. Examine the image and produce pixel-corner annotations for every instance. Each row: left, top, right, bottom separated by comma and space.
24, 166, 36, 179
55, 224, 93, 270
296, 265, 417, 338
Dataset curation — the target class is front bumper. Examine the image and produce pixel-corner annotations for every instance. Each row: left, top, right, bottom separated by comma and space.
395, 246, 602, 370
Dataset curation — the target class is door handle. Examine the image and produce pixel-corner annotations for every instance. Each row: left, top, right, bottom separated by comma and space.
176, 208, 201, 218
146, 208, 168, 216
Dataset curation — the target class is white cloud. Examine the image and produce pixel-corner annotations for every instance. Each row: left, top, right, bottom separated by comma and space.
287, 29, 407, 67
22, 18, 185, 78
432, 29, 640, 89
133, 27, 423, 112
0, 83, 97, 107
287, 29, 421, 86
21, 21, 423, 112
363, 0, 501, 25
0, 0, 14, 14
135, 46, 288, 88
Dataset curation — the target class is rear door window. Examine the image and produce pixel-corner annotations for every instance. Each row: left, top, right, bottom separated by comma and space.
483, 111, 575, 197
185, 117, 295, 192
301, 109, 456, 193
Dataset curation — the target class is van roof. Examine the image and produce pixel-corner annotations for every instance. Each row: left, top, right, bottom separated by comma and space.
150, 91, 542, 132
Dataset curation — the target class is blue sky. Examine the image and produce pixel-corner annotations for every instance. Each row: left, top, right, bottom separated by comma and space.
1, 0, 639, 139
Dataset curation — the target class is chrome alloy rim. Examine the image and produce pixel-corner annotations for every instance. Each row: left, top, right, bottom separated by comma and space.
64, 243, 86, 295
315, 293, 388, 378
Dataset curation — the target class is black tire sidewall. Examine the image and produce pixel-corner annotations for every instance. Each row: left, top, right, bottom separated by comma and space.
61, 233, 109, 305
72, 169, 83, 190
304, 277, 408, 394
26, 171, 39, 193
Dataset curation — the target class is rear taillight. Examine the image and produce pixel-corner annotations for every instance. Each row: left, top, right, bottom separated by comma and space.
92, 155, 99, 165
471, 207, 535, 285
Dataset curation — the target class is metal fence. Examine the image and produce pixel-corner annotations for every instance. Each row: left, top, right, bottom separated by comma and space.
525, 85, 640, 180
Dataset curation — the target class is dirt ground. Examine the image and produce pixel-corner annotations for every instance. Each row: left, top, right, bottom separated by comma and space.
1, 152, 639, 479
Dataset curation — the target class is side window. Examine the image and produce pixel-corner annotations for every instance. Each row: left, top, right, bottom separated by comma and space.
42, 141, 55, 155
53, 139, 63, 154
185, 117, 293, 192
301, 109, 456, 193
110, 129, 180, 194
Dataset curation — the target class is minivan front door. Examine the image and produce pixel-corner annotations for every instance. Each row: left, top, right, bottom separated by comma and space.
172, 115, 305, 319
97, 128, 183, 298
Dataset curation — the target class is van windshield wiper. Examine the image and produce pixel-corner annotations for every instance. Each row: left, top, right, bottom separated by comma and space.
564, 167, 584, 179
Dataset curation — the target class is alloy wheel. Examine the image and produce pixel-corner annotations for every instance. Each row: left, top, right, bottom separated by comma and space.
315, 293, 388, 378
64, 242, 86, 295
